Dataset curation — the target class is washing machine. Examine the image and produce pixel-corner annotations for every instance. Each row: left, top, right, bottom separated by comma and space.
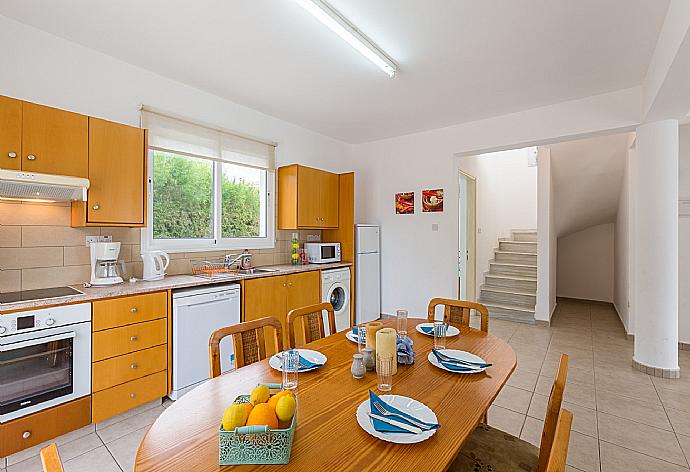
321, 267, 351, 335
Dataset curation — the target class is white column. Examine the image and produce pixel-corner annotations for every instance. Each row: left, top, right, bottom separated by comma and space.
632, 119, 679, 376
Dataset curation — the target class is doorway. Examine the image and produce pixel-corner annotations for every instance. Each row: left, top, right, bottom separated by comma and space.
458, 171, 477, 300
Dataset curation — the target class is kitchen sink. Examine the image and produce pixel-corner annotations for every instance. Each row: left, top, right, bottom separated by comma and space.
237, 267, 280, 275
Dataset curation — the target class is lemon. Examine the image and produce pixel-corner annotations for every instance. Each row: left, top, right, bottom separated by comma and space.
249, 385, 270, 405
275, 395, 296, 422
267, 389, 294, 410
222, 403, 247, 431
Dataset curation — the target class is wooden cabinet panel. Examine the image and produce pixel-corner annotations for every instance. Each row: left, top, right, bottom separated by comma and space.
92, 345, 167, 392
0, 396, 91, 458
321, 171, 339, 228
21, 101, 88, 177
0, 95, 22, 171
244, 275, 287, 355
296, 165, 322, 228
92, 292, 167, 331
92, 371, 167, 424
86, 118, 146, 224
92, 318, 167, 361
286, 271, 322, 347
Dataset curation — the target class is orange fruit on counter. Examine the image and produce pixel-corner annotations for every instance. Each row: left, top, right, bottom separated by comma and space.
267, 389, 294, 410
246, 403, 278, 430
241, 402, 254, 418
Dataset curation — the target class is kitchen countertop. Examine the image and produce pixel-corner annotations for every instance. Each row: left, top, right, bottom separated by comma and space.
0, 262, 352, 313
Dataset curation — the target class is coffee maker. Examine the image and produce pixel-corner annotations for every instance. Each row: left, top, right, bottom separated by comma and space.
90, 242, 123, 286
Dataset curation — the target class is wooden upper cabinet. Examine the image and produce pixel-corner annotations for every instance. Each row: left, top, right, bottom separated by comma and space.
278, 164, 339, 229
85, 118, 146, 225
0, 96, 22, 171
21, 101, 88, 177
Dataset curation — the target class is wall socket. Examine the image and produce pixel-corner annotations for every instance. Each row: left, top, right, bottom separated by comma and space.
85, 235, 113, 247
306, 234, 321, 242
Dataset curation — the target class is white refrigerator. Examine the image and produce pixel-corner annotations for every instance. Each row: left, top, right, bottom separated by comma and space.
355, 224, 381, 324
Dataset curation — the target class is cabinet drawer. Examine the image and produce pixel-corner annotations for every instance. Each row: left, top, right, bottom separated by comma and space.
92, 371, 167, 424
92, 318, 167, 361
92, 344, 167, 392
93, 292, 167, 331
0, 396, 91, 458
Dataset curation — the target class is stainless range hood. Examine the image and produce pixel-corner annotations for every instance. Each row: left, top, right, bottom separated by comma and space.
0, 169, 90, 202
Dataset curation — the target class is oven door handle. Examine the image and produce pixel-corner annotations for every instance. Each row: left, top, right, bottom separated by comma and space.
0, 331, 76, 351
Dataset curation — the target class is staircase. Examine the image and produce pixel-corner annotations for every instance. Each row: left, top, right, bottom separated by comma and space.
478, 230, 537, 324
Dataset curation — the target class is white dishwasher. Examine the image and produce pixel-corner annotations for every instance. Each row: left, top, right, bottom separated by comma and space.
170, 283, 240, 400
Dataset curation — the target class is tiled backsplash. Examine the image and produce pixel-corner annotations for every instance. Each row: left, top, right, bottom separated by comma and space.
0, 200, 319, 292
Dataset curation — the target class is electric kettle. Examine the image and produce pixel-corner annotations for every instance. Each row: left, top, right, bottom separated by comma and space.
141, 251, 170, 281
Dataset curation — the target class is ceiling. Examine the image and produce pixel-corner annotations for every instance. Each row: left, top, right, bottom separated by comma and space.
549, 132, 632, 237
0, 1, 670, 143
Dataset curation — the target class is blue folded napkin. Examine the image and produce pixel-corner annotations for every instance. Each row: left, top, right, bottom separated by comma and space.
297, 354, 323, 370
351, 327, 365, 342
368, 390, 440, 434
420, 323, 449, 335
430, 350, 485, 372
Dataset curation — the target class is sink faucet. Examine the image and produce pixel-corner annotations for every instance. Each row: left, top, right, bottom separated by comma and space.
225, 253, 252, 270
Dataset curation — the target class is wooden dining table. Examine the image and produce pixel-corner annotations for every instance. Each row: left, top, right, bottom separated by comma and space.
135, 318, 517, 472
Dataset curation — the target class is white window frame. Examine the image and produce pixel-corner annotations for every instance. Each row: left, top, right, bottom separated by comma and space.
141, 149, 275, 253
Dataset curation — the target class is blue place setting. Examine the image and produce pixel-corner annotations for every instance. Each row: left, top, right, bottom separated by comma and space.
427, 349, 491, 374
415, 322, 461, 337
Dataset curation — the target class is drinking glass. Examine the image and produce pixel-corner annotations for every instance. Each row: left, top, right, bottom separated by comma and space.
281, 349, 299, 390
376, 354, 394, 392
396, 310, 408, 336
433, 321, 447, 350
356, 325, 367, 354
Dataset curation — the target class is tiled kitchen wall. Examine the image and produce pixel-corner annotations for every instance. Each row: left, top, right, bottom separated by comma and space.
0, 200, 320, 292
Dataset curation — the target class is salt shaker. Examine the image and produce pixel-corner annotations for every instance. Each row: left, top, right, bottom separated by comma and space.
351, 354, 366, 379
362, 348, 376, 372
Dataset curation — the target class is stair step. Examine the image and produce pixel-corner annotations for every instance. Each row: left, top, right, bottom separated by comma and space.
480, 286, 536, 308
489, 260, 538, 278
498, 240, 537, 254
485, 274, 537, 292
494, 250, 537, 265
481, 302, 535, 324
512, 230, 537, 242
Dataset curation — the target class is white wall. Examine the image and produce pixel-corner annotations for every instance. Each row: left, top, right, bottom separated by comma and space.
536, 147, 557, 322
0, 15, 351, 174
458, 149, 537, 293
614, 138, 634, 333
678, 124, 690, 343
557, 223, 615, 303
351, 87, 641, 317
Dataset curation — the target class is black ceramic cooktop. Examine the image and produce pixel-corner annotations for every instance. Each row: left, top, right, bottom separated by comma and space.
0, 286, 84, 304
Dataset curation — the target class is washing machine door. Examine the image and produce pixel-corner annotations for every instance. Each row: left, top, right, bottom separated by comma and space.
328, 284, 347, 312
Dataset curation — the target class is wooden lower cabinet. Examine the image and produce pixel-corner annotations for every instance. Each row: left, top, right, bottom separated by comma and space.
0, 396, 91, 458
92, 292, 168, 331
92, 318, 167, 361
92, 371, 167, 424
286, 271, 321, 348
92, 344, 167, 392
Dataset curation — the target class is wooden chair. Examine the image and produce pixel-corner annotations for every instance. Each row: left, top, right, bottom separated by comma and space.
40, 443, 64, 472
427, 297, 489, 333
208, 316, 283, 378
287, 302, 336, 348
451, 354, 570, 472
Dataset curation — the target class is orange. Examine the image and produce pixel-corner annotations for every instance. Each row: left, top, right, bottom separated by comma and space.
241, 402, 253, 418
267, 390, 294, 410
246, 403, 278, 430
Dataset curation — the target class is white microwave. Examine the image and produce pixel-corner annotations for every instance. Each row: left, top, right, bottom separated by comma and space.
304, 242, 341, 264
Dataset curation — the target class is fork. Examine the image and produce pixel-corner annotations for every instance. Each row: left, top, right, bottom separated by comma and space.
372, 401, 432, 430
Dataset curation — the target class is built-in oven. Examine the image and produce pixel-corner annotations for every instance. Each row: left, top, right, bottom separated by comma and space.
0, 303, 91, 423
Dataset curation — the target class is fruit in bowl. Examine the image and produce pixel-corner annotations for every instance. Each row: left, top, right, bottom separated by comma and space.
221, 385, 296, 432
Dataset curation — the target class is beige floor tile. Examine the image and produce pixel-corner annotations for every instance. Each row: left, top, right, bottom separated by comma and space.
61, 446, 121, 472
594, 364, 654, 387
96, 405, 165, 444
519, 416, 543, 447
540, 361, 595, 385
597, 412, 688, 466
521, 418, 600, 472
535, 376, 596, 409
106, 425, 150, 472
506, 368, 539, 392
527, 393, 598, 437
678, 434, 690, 461
96, 399, 162, 430
595, 389, 672, 430
652, 375, 690, 393
657, 386, 690, 413
668, 408, 690, 437
485, 405, 526, 437
599, 440, 690, 472
7, 425, 96, 465
595, 376, 660, 404
8, 434, 104, 472
492, 385, 533, 414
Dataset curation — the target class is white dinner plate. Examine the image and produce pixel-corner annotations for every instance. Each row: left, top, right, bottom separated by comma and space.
427, 349, 488, 374
268, 349, 327, 372
415, 322, 461, 337
356, 394, 438, 444
345, 330, 360, 344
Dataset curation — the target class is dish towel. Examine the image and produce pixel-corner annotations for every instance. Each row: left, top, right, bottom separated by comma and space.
369, 390, 440, 433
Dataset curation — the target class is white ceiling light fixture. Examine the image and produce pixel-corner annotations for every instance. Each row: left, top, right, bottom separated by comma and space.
294, 0, 398, 78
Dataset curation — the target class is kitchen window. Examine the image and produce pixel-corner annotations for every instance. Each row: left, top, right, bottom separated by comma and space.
141, 108, 276, 252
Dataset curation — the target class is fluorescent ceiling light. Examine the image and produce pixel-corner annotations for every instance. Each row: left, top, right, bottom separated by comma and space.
294, 0, 398, 78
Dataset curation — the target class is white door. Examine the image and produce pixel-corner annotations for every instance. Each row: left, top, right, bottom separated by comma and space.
458, 175, 469, 299
356, 225, 380, 254
356, 252, 380, 324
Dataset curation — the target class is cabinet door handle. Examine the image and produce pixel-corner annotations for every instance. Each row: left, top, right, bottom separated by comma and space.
130, 393, 136, 399
282, 283, 287, 287
8, 152, 16, 158
26, 154, 36, 161
288, 282, 293, 286
130, 307, 138, 313
22, 431, 31, 439
130, 335, 138, 342
92, 203, 100, 210
130, 363, 138, 370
